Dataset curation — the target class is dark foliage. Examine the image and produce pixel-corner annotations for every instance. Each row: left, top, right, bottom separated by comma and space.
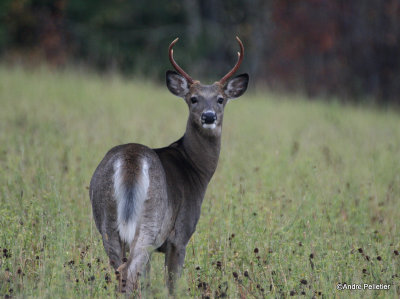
1, 0, 399, 104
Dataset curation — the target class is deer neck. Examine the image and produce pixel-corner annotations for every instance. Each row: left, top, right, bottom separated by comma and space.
181, 121, 221, 182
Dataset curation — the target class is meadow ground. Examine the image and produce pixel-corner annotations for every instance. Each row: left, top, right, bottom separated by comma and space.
0, 67, 399, 298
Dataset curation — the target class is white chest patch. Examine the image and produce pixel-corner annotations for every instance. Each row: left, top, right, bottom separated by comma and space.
113, 158, 150, 244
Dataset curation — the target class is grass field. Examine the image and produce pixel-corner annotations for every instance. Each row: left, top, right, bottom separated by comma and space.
0, 66, 399, 298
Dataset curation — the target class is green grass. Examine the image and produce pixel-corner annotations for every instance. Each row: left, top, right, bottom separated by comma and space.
0, 66, 399, 298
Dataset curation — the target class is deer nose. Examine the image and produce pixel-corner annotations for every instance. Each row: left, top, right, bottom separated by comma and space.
201, 111, 217, 124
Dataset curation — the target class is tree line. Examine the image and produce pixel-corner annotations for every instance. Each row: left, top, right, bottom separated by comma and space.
1, 0, 399, 104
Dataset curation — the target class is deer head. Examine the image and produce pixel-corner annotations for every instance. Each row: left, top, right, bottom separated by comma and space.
166, 37, 249, 135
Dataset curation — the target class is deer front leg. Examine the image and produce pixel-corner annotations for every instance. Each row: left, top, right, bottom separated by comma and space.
165, 242, 186, 294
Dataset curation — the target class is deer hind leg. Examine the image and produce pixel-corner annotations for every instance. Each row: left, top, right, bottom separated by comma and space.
117, 236, 154, 293
112, 156, 154, 292
118, 214, 161, 293
101, 224, 125, 271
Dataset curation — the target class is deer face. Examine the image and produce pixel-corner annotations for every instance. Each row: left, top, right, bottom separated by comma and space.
166, 71, 249, 134
166, 36, 249, 135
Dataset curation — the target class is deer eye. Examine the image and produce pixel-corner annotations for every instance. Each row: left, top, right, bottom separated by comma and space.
217, 97, 224, 104
190, 96, 198, 104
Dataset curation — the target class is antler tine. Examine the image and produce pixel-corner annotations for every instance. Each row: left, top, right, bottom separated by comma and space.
219, 36, 244, 85
169, 38, 194, 84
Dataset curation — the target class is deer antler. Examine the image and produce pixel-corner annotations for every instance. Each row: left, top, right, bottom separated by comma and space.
169, 38, 194, 84
219, 36, 244, 85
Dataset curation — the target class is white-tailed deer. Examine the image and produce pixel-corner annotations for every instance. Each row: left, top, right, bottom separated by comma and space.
89, 37, 249, 293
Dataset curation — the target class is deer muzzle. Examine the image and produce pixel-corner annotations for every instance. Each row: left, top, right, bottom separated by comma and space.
201, 111, 217, 126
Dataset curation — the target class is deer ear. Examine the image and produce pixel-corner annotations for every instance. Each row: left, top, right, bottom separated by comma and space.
224, 73, 249, 99
166, 70, 190, 97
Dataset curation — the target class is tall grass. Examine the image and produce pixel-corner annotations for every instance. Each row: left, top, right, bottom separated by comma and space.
0, 67, 399, 298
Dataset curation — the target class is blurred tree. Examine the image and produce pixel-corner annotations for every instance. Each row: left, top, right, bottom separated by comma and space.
0, 0, 399, 104
2, 0, 68, 65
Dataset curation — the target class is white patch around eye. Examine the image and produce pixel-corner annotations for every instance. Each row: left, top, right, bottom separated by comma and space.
202, 123, 216, 129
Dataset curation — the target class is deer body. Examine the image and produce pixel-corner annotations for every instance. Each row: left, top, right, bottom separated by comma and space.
89, 38, 248, 293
